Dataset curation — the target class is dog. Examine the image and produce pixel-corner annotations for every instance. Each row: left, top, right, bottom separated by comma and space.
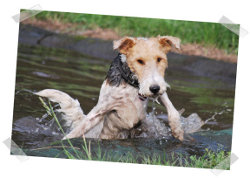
36, 36, 184, 141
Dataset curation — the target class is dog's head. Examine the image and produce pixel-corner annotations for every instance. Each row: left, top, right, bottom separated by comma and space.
113, 36, 180, 97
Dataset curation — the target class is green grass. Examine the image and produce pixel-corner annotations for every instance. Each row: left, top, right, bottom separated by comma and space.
38, 97, 230, 169
23, 10, 239, 54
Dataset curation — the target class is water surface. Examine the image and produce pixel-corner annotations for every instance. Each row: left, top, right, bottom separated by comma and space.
12, 25, 236, 158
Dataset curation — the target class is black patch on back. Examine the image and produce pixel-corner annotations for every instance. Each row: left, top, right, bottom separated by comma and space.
106, 54, 139, 88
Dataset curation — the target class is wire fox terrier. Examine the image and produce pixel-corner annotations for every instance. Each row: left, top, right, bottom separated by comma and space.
36, 36, 184, 141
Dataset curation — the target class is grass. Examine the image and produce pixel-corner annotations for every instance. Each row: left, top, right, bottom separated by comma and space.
23, 10, 239, 54
38, 97, 230, 169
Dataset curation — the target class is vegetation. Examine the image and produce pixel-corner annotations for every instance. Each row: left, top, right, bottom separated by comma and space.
22, 10, 239, 54
38, 97, 230, 169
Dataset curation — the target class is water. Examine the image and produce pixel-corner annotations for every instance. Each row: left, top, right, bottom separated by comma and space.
12, 25, 236, 157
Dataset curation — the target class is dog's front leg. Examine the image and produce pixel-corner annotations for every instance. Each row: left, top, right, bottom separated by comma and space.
63, 82, 122, 139
63, 105, 107, 139
160, 92, 184, 141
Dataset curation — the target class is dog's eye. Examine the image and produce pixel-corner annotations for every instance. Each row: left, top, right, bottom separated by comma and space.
137, 59, 144, 65
157, 57, 162, 63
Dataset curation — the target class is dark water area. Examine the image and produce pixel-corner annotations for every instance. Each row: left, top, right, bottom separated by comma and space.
11, 24, 237, 159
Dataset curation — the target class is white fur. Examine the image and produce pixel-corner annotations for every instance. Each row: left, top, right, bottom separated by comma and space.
36, 35, 184, 140
120, 54, 127, 63
35, 89, 85, 129
36, 82, 183, 140
139, 69, 169, 97
160, 92, 184, 140
137, 37, 148, 41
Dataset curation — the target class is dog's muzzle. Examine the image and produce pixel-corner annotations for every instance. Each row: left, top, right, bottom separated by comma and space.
149, 84, 160, 94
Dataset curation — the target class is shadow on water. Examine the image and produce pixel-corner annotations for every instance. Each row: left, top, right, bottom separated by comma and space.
12, 24, 236, 160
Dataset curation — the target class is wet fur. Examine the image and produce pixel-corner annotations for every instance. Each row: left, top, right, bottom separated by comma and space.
36, 36, 184, 141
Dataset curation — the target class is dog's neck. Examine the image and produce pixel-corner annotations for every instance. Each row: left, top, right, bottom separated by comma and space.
106, 53, 139, 88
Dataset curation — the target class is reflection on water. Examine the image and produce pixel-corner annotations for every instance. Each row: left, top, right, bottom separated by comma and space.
12, 44, 235, 151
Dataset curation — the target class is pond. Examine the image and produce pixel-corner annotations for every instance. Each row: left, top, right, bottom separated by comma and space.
11, 24, 236, 164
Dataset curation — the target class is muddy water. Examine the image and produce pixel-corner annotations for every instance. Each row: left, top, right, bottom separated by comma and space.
12, 25, 236, 157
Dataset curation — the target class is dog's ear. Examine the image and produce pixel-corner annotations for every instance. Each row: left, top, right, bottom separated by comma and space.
113, 37, 136, 54
158, 36, 181, 52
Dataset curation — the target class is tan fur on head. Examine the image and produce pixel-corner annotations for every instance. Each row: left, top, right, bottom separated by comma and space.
113, 36, 181, 54
113, 36, 181, 97
158, 35, 181, 52
113, 37, 136, 54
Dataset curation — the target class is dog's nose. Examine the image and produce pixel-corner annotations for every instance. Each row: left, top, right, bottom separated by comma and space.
149, 85, 160, 94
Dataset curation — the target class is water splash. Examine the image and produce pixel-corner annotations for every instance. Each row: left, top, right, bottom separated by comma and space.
15, 89, 35, 95
204, 107, 231, 125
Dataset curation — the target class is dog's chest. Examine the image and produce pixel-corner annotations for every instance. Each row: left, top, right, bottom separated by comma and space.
117, 85, 148, 120
99, 82, 148, 138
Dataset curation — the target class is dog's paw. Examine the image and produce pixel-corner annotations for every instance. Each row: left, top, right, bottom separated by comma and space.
62, 129, 85, 140
62, 133, 78, 140
171, 127, 184, 141
168, 112, 184, 141
62, 135, 71, 140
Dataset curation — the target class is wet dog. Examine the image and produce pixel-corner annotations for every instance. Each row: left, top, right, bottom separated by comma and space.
36, 36, 184, 140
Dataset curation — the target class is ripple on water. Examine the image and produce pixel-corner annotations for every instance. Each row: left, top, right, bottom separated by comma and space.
12, 44, 235, 156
